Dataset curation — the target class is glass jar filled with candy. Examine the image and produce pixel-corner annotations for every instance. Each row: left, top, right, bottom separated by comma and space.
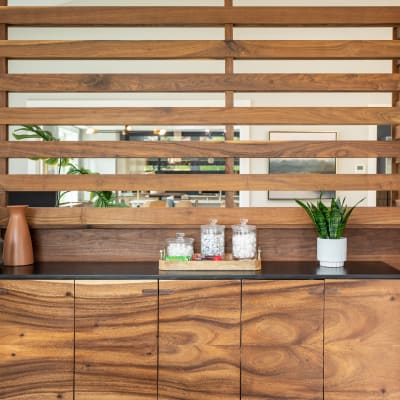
232, 218, 257, 260
166, 232, 194, 260
201, 218, 225, 259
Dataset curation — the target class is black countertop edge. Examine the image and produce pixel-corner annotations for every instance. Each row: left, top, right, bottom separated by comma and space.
1, 261, 400, 280
1, 273, 400, 280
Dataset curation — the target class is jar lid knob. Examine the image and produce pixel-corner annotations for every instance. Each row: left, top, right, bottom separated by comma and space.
209, 218, 218, 225
176, 232, 185, 241
240, 218, 248, 225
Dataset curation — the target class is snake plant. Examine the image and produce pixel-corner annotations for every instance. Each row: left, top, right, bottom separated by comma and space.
295, 195, 364, 239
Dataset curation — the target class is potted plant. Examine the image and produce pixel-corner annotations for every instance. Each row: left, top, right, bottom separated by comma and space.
295, 195, 364, 267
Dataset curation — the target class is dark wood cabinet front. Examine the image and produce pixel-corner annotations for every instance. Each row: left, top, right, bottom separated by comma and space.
1, 278, 399, 400
241, 280, 324, 400
0, 280, 74, 400
324, 279, 400, 400
158, 280, 241, 400
75, 280, 158, 400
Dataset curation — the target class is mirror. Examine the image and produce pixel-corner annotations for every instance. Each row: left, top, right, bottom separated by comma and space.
8, 123, 392, 208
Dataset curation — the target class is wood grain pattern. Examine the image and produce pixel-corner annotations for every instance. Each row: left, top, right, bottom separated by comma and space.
2, 107, 400, 125
2, 40, 400, 60
2, 73, 400, 92
2, 207, 400, 229
0, 5, 6, 207
1, 7, 400, 27
325, 280, 400, 400
242, 280, 323, 400
0, 280, 74, 400
1, 173, 400, 192
75, 280, 158, 400
158, 280, 241, 400
23, 227, 400, 263
0, 140, 399, 159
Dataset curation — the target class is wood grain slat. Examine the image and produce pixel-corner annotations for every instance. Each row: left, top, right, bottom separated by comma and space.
1, 40, 400, 60
1, 174, 400, 192
1, 140, 399, 159
2, 207, 400, 229
75, 280, 158, 400
0, 280, 74, 400
1, 7, 400, 27
325, 280, 400, 400
2, 73, 400, 93
1, 107, 400, 125
242, 280, 323, 400
158, 280, 240, 400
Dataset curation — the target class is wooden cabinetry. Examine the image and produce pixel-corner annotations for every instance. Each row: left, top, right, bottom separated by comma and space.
325, 279, 400, 400
158, 280, 241, 400
1, 278, 399, 400
242, 280, 324, 400
0, 280, 74, 400
75, 280, 158, 400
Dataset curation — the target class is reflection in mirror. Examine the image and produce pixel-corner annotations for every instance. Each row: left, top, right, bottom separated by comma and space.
7, 124, 392, 208
117, 127, 240, 208
8, 125, 241, 208
376, 124, 392, 207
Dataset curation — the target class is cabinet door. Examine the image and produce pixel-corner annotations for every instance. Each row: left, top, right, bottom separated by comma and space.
242, 280, 324, 400
325, 279, 400, 400
158, 280, 241, 400
0, 280, 74, 400
75, 280, 158, 400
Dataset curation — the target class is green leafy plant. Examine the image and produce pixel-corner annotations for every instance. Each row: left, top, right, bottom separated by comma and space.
13, 125, 70, 170
12, 125, 127, 208
295, 195, 364, 239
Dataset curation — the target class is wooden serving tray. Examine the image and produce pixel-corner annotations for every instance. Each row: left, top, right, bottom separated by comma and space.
159, 254, 261, 271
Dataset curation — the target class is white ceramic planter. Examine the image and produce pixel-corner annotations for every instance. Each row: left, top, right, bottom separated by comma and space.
317, 237, 347, 268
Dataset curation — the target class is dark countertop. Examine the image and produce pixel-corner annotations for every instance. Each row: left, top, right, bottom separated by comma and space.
0, 261, 400, 280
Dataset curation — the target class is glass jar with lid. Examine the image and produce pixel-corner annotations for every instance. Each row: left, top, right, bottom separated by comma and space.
166, 232, 194, 258
232, 218, 257, 260
201, 218, 225, 259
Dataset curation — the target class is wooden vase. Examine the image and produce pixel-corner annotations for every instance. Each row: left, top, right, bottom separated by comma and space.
2, 205, 34, 266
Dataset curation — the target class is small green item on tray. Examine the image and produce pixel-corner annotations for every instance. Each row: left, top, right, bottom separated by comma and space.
165, 255, 192, 261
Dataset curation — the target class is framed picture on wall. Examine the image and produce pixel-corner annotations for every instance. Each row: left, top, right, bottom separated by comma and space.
267, 130, 337, 200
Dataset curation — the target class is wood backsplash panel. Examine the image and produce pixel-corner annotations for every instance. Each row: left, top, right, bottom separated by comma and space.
30, 227, 400, 263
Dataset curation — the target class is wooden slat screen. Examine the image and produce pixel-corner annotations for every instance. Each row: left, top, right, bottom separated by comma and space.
1, 3, 400, 265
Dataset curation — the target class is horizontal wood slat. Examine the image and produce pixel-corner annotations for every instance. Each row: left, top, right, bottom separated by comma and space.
1, 107, 400, 125
1, 7, 400, 27
1, 40, 400, 60
0, 140, 398, 159
2, 73, 400, 93
1, 174, 399, 191
1, 207, 400, 228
